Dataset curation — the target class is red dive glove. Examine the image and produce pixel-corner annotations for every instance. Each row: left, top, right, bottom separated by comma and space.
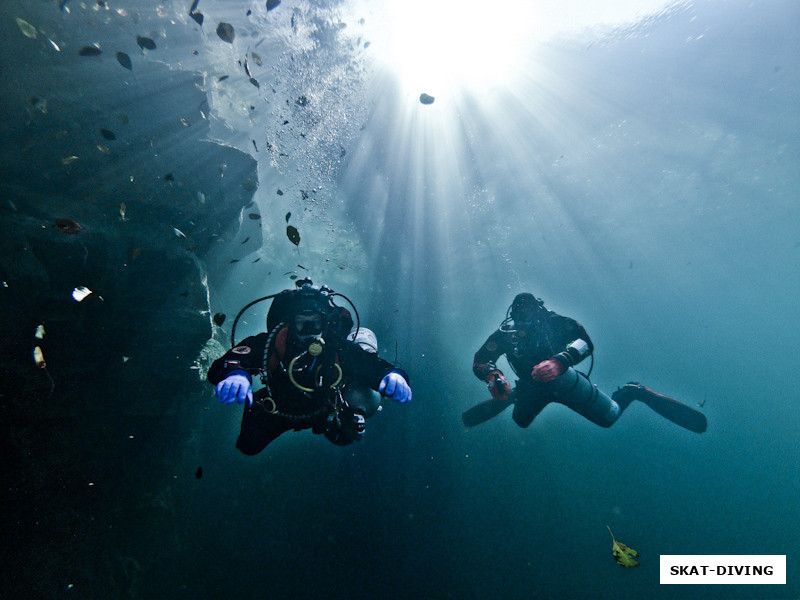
531, 358, 565, 382
486, 369, 511, 400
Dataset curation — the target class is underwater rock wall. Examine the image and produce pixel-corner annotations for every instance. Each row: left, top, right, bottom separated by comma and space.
0, 2, 258, 595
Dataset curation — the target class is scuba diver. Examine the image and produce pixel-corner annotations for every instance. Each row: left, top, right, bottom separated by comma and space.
463, 292, 706, 433
208, 278, 412, 454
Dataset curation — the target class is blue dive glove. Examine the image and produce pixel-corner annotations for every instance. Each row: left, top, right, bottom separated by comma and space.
216, 370, 253, 405
379, 371, 412, 403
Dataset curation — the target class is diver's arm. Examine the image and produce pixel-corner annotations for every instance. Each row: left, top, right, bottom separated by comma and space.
473, 330, 512, 400
338, 341, 408, 389
472, 330, 506, 380
551, 317, 593, 370
207, 333, 267, 384
530, 316, 593, 382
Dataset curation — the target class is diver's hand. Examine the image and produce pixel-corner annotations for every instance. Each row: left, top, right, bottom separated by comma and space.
486, 369, 511, 401
379, 372, 412, 403
215, 370, 253, 405
531, 359, 565, 382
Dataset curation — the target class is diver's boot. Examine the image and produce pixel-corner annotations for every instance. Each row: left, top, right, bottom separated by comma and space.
612, 382, 707, 434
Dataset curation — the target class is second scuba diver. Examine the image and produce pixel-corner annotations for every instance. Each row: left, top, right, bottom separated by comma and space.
209, 279, 412, 454
464, 292, 707, 433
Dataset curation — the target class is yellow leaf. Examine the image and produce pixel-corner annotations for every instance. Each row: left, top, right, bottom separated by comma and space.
607, 526, 639, 567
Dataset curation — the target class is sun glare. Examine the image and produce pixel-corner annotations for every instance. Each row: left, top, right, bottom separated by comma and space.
375, 0, 541, 98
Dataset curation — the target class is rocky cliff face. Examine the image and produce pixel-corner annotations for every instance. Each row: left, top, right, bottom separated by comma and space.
0, 5, 258, 595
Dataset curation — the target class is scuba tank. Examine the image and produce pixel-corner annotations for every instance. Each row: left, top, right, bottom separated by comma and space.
348, 326, 378, 353
544, 367, 620, 427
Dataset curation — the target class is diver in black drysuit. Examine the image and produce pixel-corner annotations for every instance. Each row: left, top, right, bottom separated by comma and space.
208, 279, 412, 454
467, 293, 706, 433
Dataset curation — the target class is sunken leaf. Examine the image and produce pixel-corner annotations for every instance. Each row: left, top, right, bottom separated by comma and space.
607, 526, 639, 567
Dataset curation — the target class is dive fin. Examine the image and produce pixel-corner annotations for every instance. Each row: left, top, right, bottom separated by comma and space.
462, 391, 515, 428
614, 383, 707, 434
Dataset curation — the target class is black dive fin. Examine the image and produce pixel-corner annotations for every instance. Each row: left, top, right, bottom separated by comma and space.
617, 383, 707, 434
462, 391, 515, 428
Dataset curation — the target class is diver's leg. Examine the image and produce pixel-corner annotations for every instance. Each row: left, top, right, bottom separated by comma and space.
511, 387, 548, 428
235, 402, 290, 455
545, 368, 621, 428
571, 387, 621, 428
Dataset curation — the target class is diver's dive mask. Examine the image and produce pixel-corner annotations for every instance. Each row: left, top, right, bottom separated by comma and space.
293, 311, 325, 338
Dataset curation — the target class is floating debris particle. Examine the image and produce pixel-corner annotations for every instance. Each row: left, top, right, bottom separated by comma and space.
266, 0, 281, 11
285, 211, 291, 222
35, 324, 46, 339
33, 345, 55, 396
47, 38, 61, 51
248, 213, 260, 220
100, 128, 116, 141
136, 35, 156, 50
252, 257, 261, 263
79, 44, 102, 56
189, 0, 205, 25
55, 218, 82, 234
216, 22, 235, 43
419, 93, 435, 105
72, 286, 92, 302
286, 225, 300, 246
173, 227, 186, 238
276, 189, 283, 196
116, 51, 132, 69
195, 466, 203, 479
33, 346, 46, 368
119, 202, 127, 221
213, 313, 226, 326
16, 18, 38, 39
60, 155, 80, 165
